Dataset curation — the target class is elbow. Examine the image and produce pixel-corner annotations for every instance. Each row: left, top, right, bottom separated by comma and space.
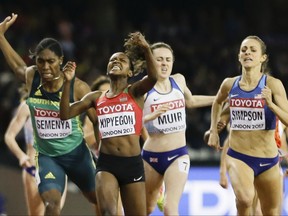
60, 116, 68, 120
4, 133, 12, 146
59, 107, 70, 120
186, 100, 196, 109
15, 66, 27, 82
4, 134, 8, 144
59, 113, 69, 120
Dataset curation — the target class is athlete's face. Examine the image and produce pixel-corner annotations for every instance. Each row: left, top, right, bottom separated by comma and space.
36, 49, 63, 81
107, 52, 133, 78
152, 47, 174, 80
238, 39, 267, 70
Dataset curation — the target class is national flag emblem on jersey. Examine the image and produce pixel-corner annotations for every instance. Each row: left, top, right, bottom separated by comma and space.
120, 97, 128, 102
254, 94, 262, 99
149, 157, 158, 163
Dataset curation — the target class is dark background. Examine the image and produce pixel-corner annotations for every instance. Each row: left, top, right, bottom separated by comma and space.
1, 0, 288, 167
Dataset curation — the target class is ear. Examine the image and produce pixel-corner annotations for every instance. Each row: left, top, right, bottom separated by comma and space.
60, 56, 64, 65
260, 54, 267, 63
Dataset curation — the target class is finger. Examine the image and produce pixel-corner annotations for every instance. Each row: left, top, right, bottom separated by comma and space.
4, 16, 12, 22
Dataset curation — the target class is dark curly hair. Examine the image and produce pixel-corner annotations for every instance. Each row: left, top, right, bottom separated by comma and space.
124, 32, 149, 76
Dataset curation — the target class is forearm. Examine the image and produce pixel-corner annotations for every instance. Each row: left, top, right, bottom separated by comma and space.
270, 103, 288, 127
59, 80, 72, 120
85, 132, 97, 148
210, 101, 223, 133
141, 127, 149, 142
4, 135, 28, 165
94, 122, 100, 146
143, 47, 158, 82
83, 117, 97, 147
188, 95, 215, 108
143, 112, 157, 123
219, 138, 229, 174
0, 35, 27, 81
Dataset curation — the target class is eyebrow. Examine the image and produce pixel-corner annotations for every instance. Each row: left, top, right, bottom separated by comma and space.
36, 57, 56, 61
241, 45, 258, 49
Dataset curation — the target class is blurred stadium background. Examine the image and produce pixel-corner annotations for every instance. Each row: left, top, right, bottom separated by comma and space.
0, 0, 288, 215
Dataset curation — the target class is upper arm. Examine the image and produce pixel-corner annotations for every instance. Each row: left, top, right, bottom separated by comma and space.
61, 79, 94, 118
171, 74, 196, 106
25, 66, 36, 94
215, 78, 235, 104
5, 101, 30, 139
129, 75, 156, 98
268, 77, 288, 110
69, 91, 99, 118
219, 102, 230, 123
180, 75, 194, 105
72, 79, 103, 118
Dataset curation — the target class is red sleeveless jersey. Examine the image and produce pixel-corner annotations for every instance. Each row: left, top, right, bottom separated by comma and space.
95, 88, 143, 139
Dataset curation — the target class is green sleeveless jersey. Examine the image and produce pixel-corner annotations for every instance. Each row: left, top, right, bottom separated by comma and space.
26, 72, 84, 156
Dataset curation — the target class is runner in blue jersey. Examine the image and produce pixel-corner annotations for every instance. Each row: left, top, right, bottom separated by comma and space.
208, 35, 288, 215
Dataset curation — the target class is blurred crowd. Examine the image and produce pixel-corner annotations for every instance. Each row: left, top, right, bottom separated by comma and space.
1, 0, 288, 165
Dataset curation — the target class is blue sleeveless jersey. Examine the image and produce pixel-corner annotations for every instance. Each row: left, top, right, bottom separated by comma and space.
229, 75, 276, 130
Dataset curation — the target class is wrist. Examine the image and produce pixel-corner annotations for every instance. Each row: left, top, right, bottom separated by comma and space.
209, 129, 218, 134
64, 79, 71, 84
19, 155, 30, 167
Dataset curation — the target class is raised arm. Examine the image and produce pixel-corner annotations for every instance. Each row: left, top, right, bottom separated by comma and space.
4, 101, 32, 168
60, 61, 101, 120
0, 13, 28, 82
125, 32, 158, 97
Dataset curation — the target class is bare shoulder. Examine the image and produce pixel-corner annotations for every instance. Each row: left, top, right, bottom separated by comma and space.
171, 73, 186, 89
266, 75, 282, 86
26, 66, 36, 79
74, 78, 90, 90
19, 100, 30, 117
171, 73, 185, 82
74, 77, 91, 99
28, 65, 37, 72
221, 76, 238, 88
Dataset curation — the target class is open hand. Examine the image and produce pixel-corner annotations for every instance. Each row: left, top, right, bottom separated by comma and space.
0, 13, 18, 36
62, 61, 76, 81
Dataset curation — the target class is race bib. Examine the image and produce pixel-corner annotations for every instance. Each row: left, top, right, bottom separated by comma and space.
34, 108, 72, 139
98, 111, 136, 138
230, 98, 265, 130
